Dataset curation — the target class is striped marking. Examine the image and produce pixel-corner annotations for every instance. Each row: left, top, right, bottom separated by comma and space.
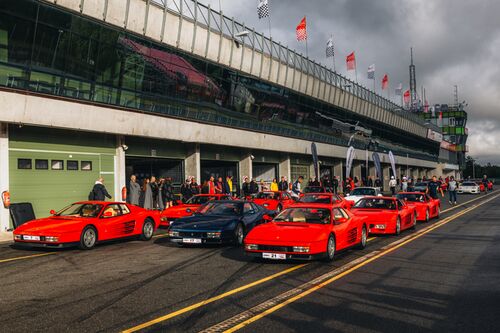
201, 193, 499, 333
0, 252, 55, 264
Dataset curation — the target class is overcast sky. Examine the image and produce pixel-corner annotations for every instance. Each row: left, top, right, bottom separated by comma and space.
199, 0, 500, 164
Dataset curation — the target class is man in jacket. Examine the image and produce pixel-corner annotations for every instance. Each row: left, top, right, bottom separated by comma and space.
278, 176, 288, 191
249, 178, 259, 195
389, 176, 397, 195
90, 177, 112, 201
128, 175, 141, 205
242, 177, 251, 198
180, 178, 193, 203
332, 176, 339, 194
291, 176, 304, 199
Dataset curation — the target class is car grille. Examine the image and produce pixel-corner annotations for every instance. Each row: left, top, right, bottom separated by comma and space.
179, 231, 207, 238
257, 245, 294, 252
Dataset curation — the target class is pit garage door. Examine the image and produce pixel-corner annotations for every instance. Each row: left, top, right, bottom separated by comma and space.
253, 163, 278, 182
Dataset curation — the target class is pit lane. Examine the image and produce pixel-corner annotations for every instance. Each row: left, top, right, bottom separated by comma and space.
0, 192, 496, 332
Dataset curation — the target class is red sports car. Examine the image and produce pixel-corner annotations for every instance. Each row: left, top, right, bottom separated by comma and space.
252, 191, 295, 212
351, 197, 416, 235
244, 205, 368, 261
294, 193, 354, 210
397, 192, 440, 222
13, 201, 160, 249
160, 194, 232, 227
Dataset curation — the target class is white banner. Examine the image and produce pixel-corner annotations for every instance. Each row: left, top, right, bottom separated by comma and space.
388, 151, 397, 179
345, 146, 355, 180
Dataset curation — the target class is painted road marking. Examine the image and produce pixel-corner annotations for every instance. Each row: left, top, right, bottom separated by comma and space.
203, 193, 500, 333
0, 252, 55, 264
121, 263, 308, 333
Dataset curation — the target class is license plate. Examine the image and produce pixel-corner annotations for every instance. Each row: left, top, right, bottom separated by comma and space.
262, 252, 286, 260
23, 235, 40, 241
182, 238, 202, 244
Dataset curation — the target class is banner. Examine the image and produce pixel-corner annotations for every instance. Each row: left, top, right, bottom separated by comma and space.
372, 152, 382, 179
311, 142, 319, 181
345, 146, 355, 180
388, 151, 397, 179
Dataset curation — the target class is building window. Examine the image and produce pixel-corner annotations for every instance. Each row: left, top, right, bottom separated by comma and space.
67, 160, 79, 170
51, 160, 64, 170
18, 159, 32, 169
35, 159, 49, 170
81, 161, 92, 171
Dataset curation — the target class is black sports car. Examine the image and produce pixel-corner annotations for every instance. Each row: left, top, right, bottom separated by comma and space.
168, 200, 272, 246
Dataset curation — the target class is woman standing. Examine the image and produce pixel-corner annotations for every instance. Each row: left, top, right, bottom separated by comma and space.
270, 178, 279, 192
142, 178, 153, 209
448, 176, 458, 205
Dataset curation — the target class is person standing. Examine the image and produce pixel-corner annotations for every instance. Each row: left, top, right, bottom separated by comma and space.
242, 177, 251, 198
291, 176, 304, 199
448, 176, 458, 205
401, 177, 408, 192
181, 178, 193, 203
143, 178, 154, 209
163, 177, 175, 208
150, 176, 159, 209
90, 177, 112, 201
482, 175, 489, 194
224, 176, 233, 195
332, 176, 339, 194
215, 176, 224, 194
208, 176, 216, 194
270, 178, 279, 191
128, 175, 141, 206
426, 176, 444, 199
249, 178, 259, 195
190, 177, 200, 195
389, 176, 397, 195
278, 176, 288, 191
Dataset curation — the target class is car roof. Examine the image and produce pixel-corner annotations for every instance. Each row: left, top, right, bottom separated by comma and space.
357, 196, 396, 200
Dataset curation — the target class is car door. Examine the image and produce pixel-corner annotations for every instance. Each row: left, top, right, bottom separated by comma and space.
397, 199, 411, 227
333, 208, 356, 250
99, 204, 135, 239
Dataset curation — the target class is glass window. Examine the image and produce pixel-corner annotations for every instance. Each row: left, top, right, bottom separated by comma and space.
81, 161, 92, 171
119, 204, 131, 214
102, 204, 122, 217
243, 202, 255, 214
67, 160, 78, 170
51, 160, 64, 170
17, 159, 32, 169
35, 159, 48, 170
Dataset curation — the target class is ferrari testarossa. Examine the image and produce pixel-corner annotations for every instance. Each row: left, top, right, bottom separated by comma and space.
396, 192, 440, 222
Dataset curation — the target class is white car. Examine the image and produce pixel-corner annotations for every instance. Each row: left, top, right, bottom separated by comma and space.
345, 187, 383, 204
457, 182, 480, 194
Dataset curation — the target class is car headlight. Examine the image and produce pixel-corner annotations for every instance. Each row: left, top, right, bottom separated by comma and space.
245, 244, 259, 250
14, 235, 22, 240
293, 246, 310, 253
263, 203, 269, 207
206, 232, 221, 238
168, 231, 179, 237
186, 208, 192, 213
45, 236, 59, 242
160, 217, 168, 222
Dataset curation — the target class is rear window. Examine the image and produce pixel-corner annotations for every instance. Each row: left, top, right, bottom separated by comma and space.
274, 208, 331, 224
299, 194, 332, 204
353, 198, 397, 210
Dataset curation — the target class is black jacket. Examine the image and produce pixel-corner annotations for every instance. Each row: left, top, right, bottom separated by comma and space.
278, 181, 288, 191
91, 183, 111, 201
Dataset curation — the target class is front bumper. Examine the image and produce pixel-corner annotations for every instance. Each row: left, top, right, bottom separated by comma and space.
245, 250, 325, 261
13, 240, 77, 248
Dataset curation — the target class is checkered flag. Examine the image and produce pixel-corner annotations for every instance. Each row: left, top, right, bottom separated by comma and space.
395, 83, 402, 95
257, 0, 270, 19
326, 38, 334, 58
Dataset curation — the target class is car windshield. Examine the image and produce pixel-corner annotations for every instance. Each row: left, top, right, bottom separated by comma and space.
186, 196, 217, 205
353, 198, 396, 210
197, 202, 241, 215
462, 182, 476, 186
56, 203, 103, 218
299, 194, 332, 204
274, 208, 331, 224
350, 188, 376, 196
304, 186, 324, 193
397, 194, 425, 202
255, 192, 277, 199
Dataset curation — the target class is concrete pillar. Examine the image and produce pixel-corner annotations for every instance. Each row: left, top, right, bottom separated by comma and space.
278, 156, 291, 182
185, 143, 201, 183
411, 168, 419, 181
0, 123, 9, 232
239, 154, 252, 185
397, 166, 402, 180
353, 163, 362, 183
383, 165, 390, 192
114, 135, 126, 202
333, 160, 343, 190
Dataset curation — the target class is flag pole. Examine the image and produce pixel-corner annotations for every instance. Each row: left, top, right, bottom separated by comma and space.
331, 34, 336, 72
354, 59, 358, 83
305, 37, 308, 58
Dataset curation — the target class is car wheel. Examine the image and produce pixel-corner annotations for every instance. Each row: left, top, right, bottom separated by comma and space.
140, 218, 155, 241
395, 217, 401, 235
79, 226, 97, 250
357, 225, 367, 249
411, 213, 417, 230
324, 235, 336, 261
234, 223, 245, 246
425, 209, 430, 223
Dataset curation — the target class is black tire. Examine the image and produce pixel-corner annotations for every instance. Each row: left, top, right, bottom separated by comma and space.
395, 217, 401, 235
323, 235, 336, 261
425, 209, 430, 223
411, 213, 417, 230
140, 218, 155, 241
357, 225, 367, 249
234, 223, 245, 246
79, 226, 97, 250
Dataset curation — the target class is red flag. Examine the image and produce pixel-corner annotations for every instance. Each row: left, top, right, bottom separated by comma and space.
296, 17, 307, 41
346, 52, 356, 70
381, 74, 389, 90
403, 90, 410, 104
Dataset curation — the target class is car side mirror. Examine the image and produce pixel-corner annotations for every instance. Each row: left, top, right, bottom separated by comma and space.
102, 211, 113, 217
50, 209, 56, 215
262, 214, 273, 222
335, 217, 347, 224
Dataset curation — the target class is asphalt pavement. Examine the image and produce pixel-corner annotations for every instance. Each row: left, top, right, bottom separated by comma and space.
0, 192, 498, 333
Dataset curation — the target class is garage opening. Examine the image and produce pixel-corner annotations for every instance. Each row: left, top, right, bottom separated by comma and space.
200, 160, 239, 192
253, 163, 278, 182
125, 157, 184, 188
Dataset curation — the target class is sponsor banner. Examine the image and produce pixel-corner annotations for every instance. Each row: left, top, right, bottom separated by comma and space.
388, 151, 397, 178
311, 142, 319, 181
345, 146, 355, 180
427, 128, 443, 142
372, 152, 382, 179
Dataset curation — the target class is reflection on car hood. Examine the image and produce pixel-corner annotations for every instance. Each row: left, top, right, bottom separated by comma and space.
246, 222, 328, 243
14, 216, 85, 234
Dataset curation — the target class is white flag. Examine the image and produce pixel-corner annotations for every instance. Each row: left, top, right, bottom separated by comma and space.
367, 64, 375, 79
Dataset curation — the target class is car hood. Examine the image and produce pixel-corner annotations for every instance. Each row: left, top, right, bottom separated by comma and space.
162, 204, 199, 216
246, 222, 329, 243
171, 215, 240, 230
14, 216, 85, 234
351, 209, 396, 222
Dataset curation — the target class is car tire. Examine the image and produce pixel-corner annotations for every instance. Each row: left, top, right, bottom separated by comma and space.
324, 235, 336, 261
79, 226, 97, 250
395, 217, 401, 235
357, 225, 367, 249
234, 223, 245, 246
425, 209, 430, 223
411, 213, 417, 230
140, 218, 155, 241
